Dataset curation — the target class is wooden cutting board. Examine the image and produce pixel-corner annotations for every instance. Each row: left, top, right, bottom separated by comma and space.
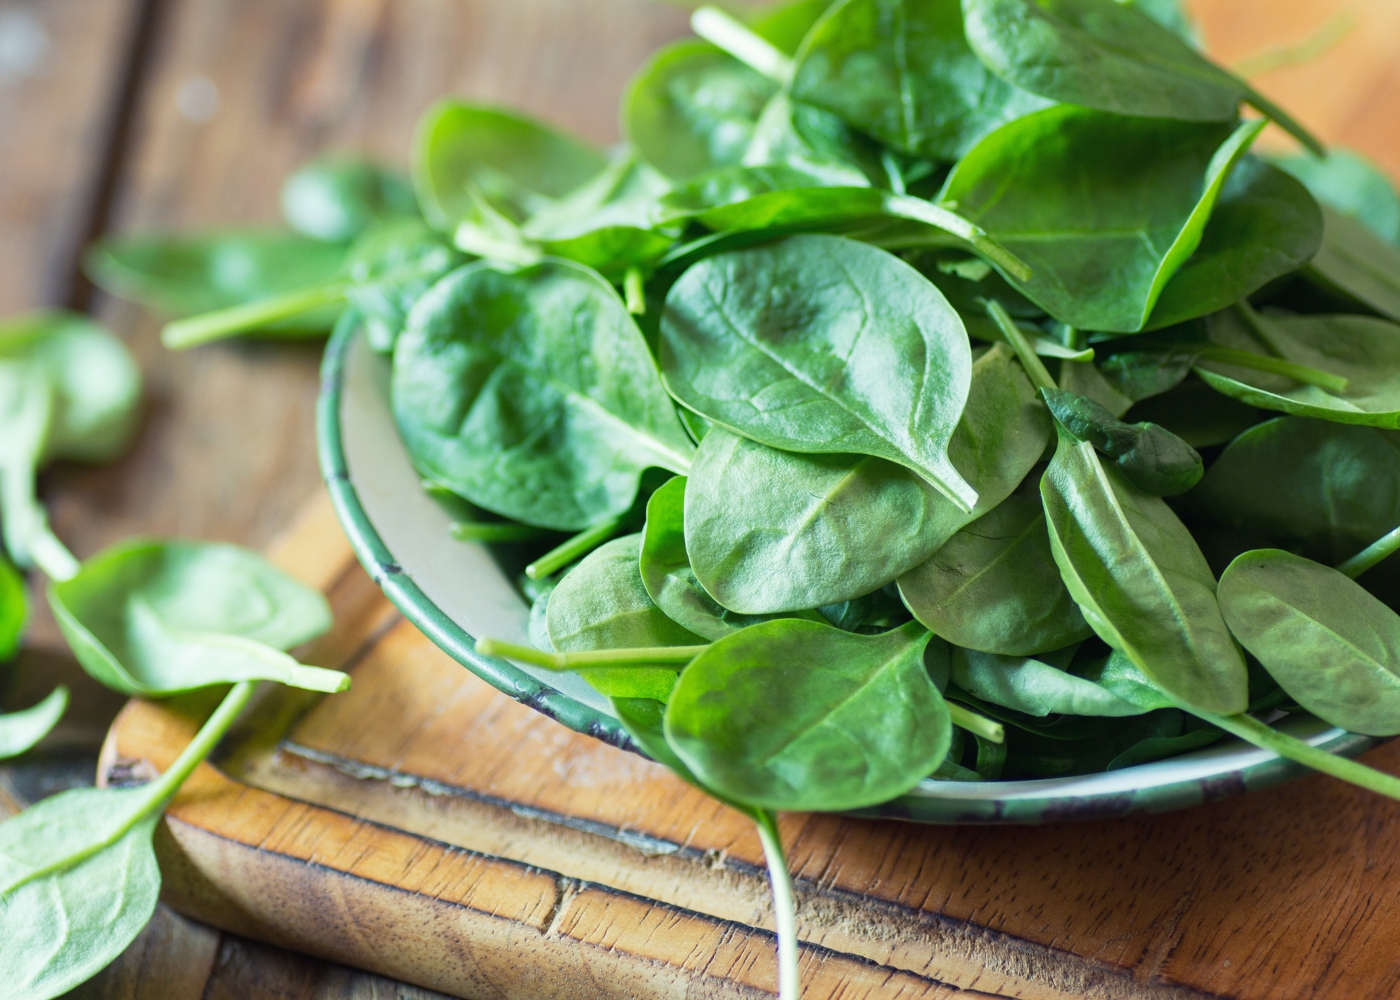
98, 491, 1400, 1000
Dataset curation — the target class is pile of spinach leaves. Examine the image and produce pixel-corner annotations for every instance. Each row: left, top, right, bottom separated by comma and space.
68, 0, 1400, 997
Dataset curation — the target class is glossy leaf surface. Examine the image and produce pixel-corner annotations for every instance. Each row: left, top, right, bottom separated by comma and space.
394, 259, 694, 531
665, 620, 950, 810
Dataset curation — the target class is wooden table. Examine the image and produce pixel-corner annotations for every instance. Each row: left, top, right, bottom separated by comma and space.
3, 1, 1399, 997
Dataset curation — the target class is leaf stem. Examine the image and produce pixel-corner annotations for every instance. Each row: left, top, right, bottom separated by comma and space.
162, 281, 350, 349
1197, 710, 1400, 800
475, 637, 708, 670
985, 298, 1057, 392
450, 520, 547, 544
28, 521, 80, 583
1195, 346, 1348, 392
525, 515, 627, 580
947, 702, 1005, 744
624, 268, 647, 315
690, 6, 794, 85
754, 809, 801, 1000
1337, 526, 1400, 579
884, 195, 1033, 283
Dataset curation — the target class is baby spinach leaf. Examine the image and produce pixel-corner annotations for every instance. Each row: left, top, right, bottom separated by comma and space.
412, 100, 605, 232
49, 539, 343, 697
950, 646, 1168, 717
0, 686, 68, 760
1219, 549, 1400, 736
0, 554, 23, 660
393, 259, 695, 531
940, 108, 1263, 332
1190, 416, 1400, 565
623, 40, 777, 182
789, 0, 1050, 161
1196, 306, 1400, 428
1303, 207, 1400, 323
343, 219, 466, 353
960, 0, 1320, 152
664, 620, 951, 810
660, 233, 977, 509
1042, 387, 1203, 495
546, 533, 704, 700
683, 343, 1047, 613
1275, 148, 1400, 248
899, 493, 1090, 655
1041, 428, 1248, 714
638, 477, 809, 637
280, 156, 417, 244
84, 231, 346, 330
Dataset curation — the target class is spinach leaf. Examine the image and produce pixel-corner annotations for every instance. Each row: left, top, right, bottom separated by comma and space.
343, 219, 466, 353
0, 554, 22, 660
744, 93, 884, 185
750, 0, 835, 55
940, 108, 1263, 332
951, 646, 1169, 717
638, 476, 811, 637
1041, 387, 1204, 495
789, 0, 1050, 161
664, 620, 951, 810
0, 686, 68, 761
1041, 428, 1248, 714
623, 41, 777, 181
84, 231, 345, 330
899, 493, 1090, 655
393, 259, 694, 531
683, 343, 1047, 613
1218, 549, 1400, 736
960, 0, 1320, 152
1190, 416, 1400, 565
1195, 306, 1400, 428
660, 233, 977, 509
412, 100, 605, 232
280, 156, 417, 244
49, 539, 344, 697
546, 534, 703, 700
1303, 207, 1400, 323
1275, 148, 1400, 248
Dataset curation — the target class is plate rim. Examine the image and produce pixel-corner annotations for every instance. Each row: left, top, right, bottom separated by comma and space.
317, 320, 1382, 824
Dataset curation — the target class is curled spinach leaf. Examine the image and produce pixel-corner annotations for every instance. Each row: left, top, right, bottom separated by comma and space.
0, 686, 69, 761
393, 259, 694, 531
1041, 387, 1203, 496
951, 646, 1170, 717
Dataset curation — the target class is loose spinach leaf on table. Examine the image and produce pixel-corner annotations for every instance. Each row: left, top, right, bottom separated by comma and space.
0, 686, 69, 761
900, 493, 1090, 655
789, 0, 1051, 161
950, 645, 1170, 717
660, 233, 977, 509
1303, 207, 1400, 323
49, 539, 344, 696
683, 343, 1048, 613
1219, 549, 1400, 736
280, 156, 418, 244
545, 533, 704, 699
1275, 148, 1400, 248
413, 100, 605, 234
393, 258, 694, 531
939, 109, 1264, 332
1041, 387, 1204, 496
664, 619, 951, 810
1041, 427, 1248, 714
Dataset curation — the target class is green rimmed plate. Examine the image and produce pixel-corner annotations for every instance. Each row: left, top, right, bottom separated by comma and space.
317, 320, 1379, 824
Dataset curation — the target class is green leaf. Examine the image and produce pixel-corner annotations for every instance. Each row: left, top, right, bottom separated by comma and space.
899, 494, 1090, 655
683, 343, 1047, 613
1040, 428, 1248, 714
623, 40, 778, 181
49, 539, 341, 697
940, 108, 1263, 332
638, 477, 809, 638
546, 533, 704, 699
84, 232, 346, 330
412, 100, 605, 232
660, 233, 977, 509
1219, 549, 1400, 736
0, 554, 23, 661
280, 156, 417, 244
0, 686, 67, 760
950, 646, 1168, 717
1041, 387, 1203, 496
664, 620, 950, 810
393, 259, 695, 531
1196, 307, 1400, 428
1303, 207, 1400, 323
789, 0, 1051, 160
1190, 416, 1400, 565
0, 786, 161, 1000
1274, 148, 1400, 248
343, 219, 467, 354
749, 0, 836, 55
